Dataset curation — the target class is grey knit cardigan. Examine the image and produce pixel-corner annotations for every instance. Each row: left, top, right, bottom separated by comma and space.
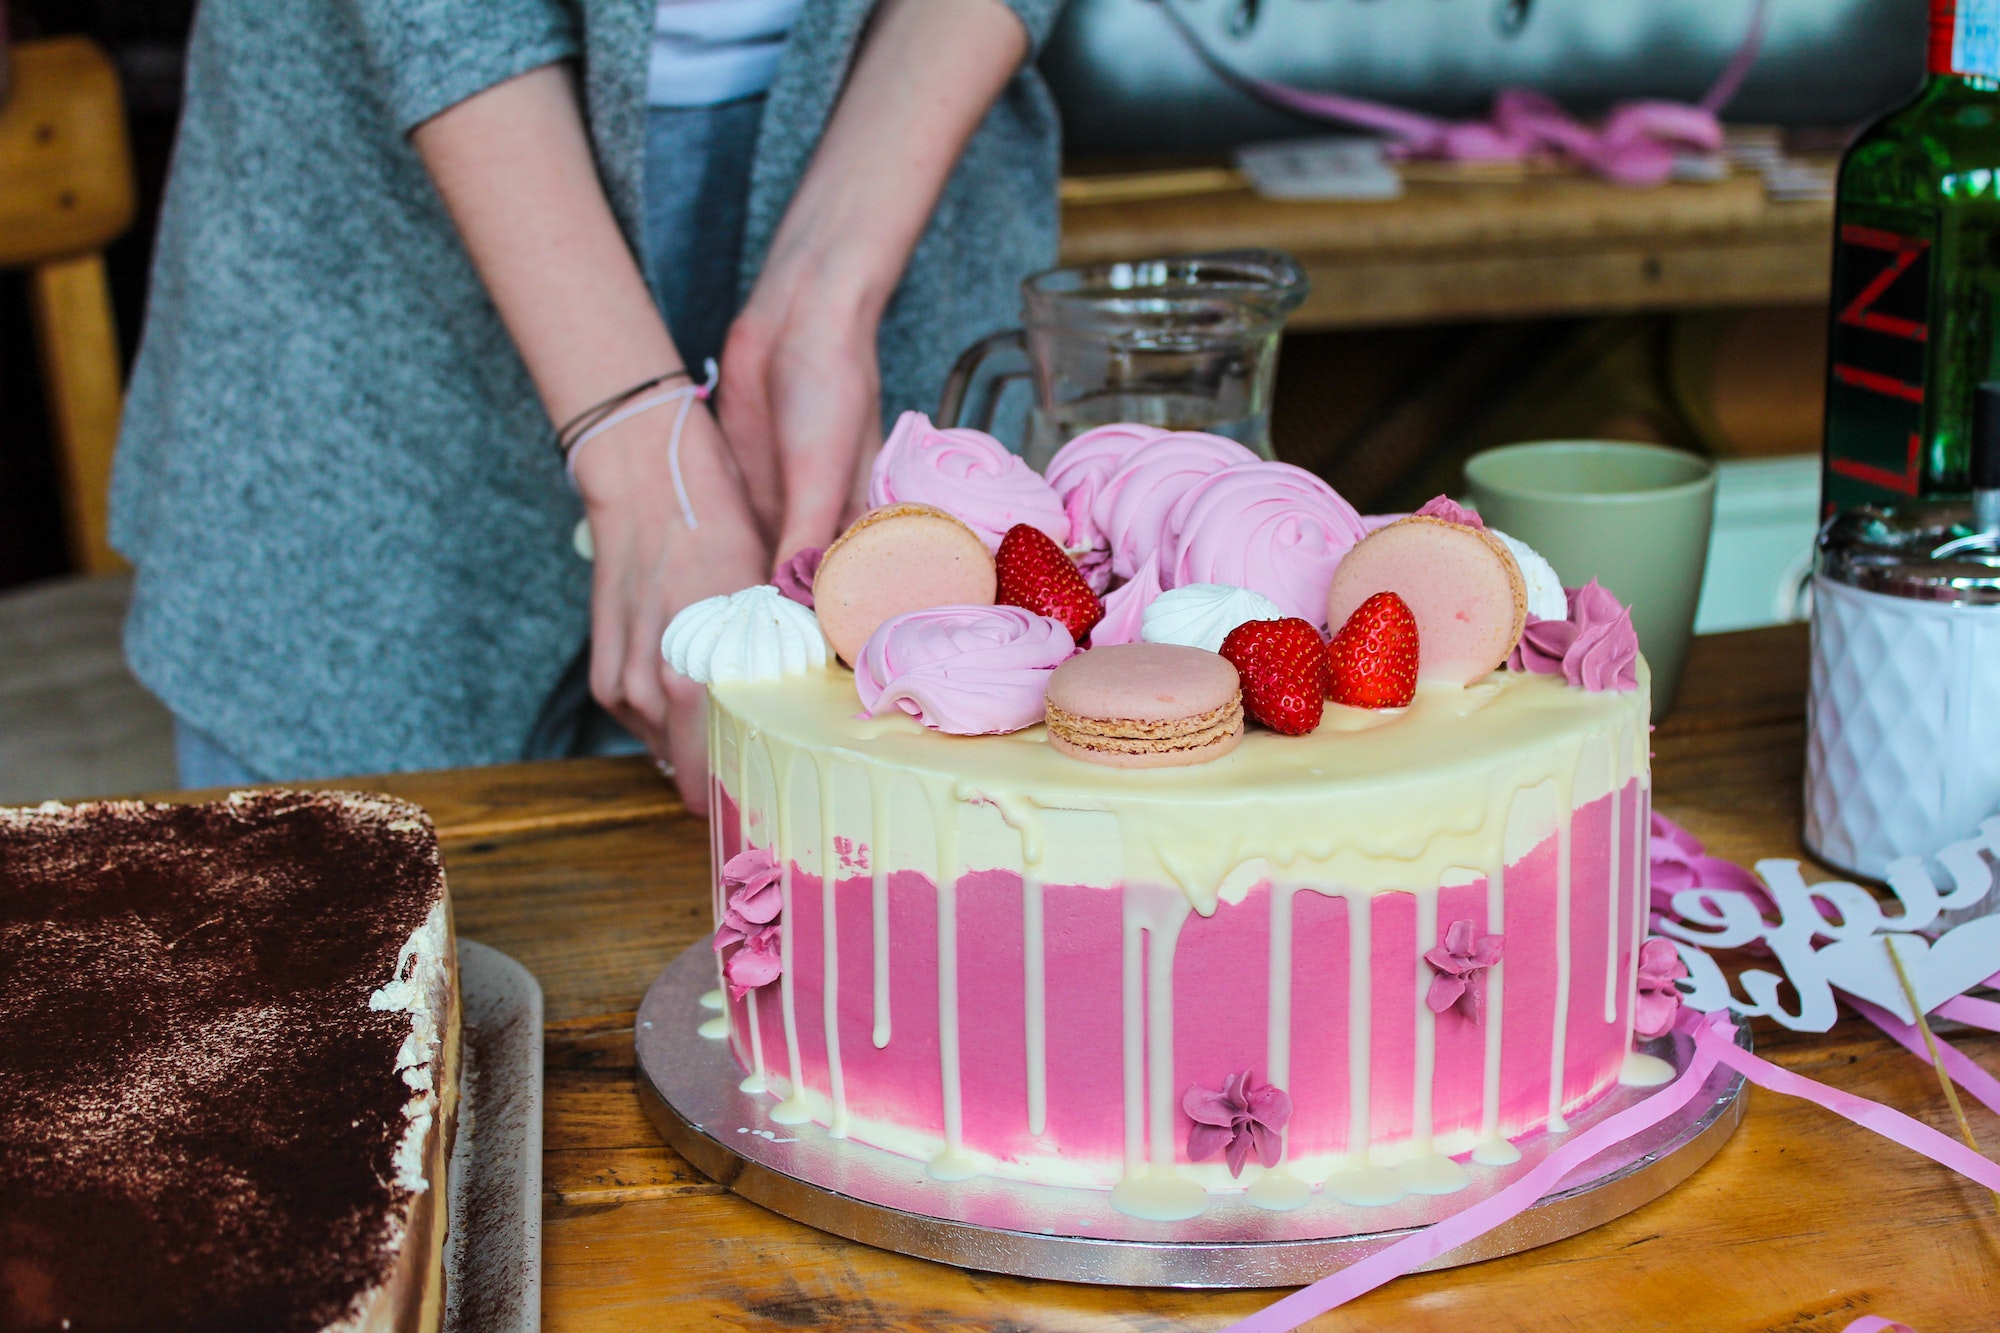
110, 0, 1062, 778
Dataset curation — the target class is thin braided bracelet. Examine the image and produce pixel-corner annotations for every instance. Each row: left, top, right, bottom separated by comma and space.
564, 359, 719, 531
553, 367, 696, 460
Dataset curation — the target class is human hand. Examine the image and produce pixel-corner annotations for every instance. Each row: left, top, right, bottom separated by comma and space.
572, 401, 768, 814
715, 0, 1030, 572
717, 257, 883, 570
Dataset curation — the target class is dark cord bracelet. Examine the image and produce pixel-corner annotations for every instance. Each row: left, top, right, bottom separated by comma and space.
553, 368, 697, 460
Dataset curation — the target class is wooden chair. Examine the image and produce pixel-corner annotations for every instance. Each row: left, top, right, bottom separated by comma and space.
0, 36, 173, 804
0, 34, 137, 574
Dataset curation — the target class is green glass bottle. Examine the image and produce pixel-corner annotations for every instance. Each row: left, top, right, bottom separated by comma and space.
1823, 0, 2000, 516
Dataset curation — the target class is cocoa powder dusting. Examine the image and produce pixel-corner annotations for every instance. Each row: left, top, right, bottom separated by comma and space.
0, 791, 446, 1333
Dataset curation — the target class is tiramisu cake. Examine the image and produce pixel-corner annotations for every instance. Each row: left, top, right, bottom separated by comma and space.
0, 790, 459, 1332
664, 414, 1665, 1220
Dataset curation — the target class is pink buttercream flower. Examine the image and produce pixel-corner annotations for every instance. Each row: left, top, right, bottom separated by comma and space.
1156, 461, 1370, 629
773, 547, 824, 608
1634, 937, 1690, 1038
1424, 919, 1505, 1019
1505, 580, 1640, 691
721, 925, 782, 999
1083, 431, 1260, 583
1182, 1070, 1293, 1178
1415, 495, 1485, 529
853, 605, 1075, 734
714, 846, 784, 1000
868, 411, 1066, 551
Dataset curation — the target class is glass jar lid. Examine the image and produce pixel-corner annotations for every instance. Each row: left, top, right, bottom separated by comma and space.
1818, 501, 2000, 604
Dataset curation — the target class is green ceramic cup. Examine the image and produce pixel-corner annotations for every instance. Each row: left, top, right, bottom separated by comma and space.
1463, 440, 1717, 719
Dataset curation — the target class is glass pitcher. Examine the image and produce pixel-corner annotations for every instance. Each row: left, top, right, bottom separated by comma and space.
938, 250, 1308, 471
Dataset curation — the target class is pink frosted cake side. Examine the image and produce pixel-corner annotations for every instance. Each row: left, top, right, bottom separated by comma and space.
700, 665, 1651, 1218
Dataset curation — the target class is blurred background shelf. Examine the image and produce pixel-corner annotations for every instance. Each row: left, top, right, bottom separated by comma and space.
1061, 168, 1834, 329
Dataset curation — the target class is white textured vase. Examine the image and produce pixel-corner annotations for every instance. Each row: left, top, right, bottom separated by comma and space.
1805, 574, 2000, 879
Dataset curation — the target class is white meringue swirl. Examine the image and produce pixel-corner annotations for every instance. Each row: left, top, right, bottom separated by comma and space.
661, 585, 829, 684
1140, 583, 1285, 654
1489, 529, 1567, 622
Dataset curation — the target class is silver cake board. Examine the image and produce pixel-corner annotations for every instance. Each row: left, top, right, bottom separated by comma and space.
635, 942, 1745, 1289
443, 939, 545, 1332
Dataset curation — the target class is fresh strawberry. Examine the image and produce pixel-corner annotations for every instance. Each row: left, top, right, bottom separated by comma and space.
1327, 592, 1419, 709
1218, 617, 1327, 735
995, 523, 1104, 640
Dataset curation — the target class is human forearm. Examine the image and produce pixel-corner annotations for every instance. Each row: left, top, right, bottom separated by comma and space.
409, 63, 766, 799
721, 0, 1031, 560
411, 63, 682, 426
763, 0, 1030, 319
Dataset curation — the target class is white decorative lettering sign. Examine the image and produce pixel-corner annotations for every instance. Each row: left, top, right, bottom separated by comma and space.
1657, 819, 2000, 1030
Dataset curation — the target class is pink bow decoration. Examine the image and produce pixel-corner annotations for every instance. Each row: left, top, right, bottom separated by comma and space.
1423, 919, 1504, 1019
1183, 1070, 1293, 1178
1649, 810, 1774, 927
1152, 0, 1769, 188
1633, 938, 1689, 1039
714, 846, 784, 1000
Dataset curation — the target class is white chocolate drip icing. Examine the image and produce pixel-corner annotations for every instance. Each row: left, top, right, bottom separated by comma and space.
869, 770, 892, 1050
1413, 887, 1438, 1154
1024, 870, 1048, 1137
704, 660, 1650, 1205
1546, 773, 1575, 1136
768, 750, 814, 1127
1478, 854, 1507, 1160
819, 761, 848, 1138
927, 786, 978, 1181
1604, 771, 1622, 1023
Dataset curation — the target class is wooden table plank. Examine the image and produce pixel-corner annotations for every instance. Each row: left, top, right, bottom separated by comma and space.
1059, 173, 1833, 330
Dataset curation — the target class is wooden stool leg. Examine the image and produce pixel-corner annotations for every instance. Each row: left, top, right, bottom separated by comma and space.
30, 250, 127, 576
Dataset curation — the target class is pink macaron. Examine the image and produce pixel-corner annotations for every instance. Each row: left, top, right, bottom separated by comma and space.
1043, 643, 1244, 768
1323, 515, 1527, 685
813, 503, 997, 665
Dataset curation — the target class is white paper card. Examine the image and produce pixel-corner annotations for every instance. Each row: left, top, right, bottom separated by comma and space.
1234, 136, 1403, 201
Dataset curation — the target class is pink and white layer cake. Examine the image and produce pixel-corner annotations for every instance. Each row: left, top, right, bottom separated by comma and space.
701, 662, 1652, 1217
670, 414, 1663, 1221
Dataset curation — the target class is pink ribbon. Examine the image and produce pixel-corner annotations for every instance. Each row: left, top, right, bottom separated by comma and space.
1227, 1001, 1997, 1333
1220, 1011, 1731, 1333
1939, 989, 2000, 1031
1154, 0, 1770, 187
1849, 996, 2000, 1122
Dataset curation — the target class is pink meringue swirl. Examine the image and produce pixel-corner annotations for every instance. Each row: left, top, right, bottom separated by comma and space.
1045, 423, 1169, 502
1156, 461, 1370, 628
1083, 431, 1260, 582
868, 411, 1066, 552
1044, 424, 1171, 592
853, 605, 1075, 735
1506, 580, 1640, 691
1089, 558, 1164, 646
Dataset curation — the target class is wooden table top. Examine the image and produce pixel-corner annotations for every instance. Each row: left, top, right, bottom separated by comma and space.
280, 623, 1998, 1330
1059, 169, 1833, 331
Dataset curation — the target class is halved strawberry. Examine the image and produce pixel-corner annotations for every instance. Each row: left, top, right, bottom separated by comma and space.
1327, 591, 1419, 709
1218, 617, 1327, 735
995, 523, 1104, 641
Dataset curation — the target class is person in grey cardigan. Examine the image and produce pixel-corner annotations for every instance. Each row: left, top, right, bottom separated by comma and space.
111, 0, 1062, 810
